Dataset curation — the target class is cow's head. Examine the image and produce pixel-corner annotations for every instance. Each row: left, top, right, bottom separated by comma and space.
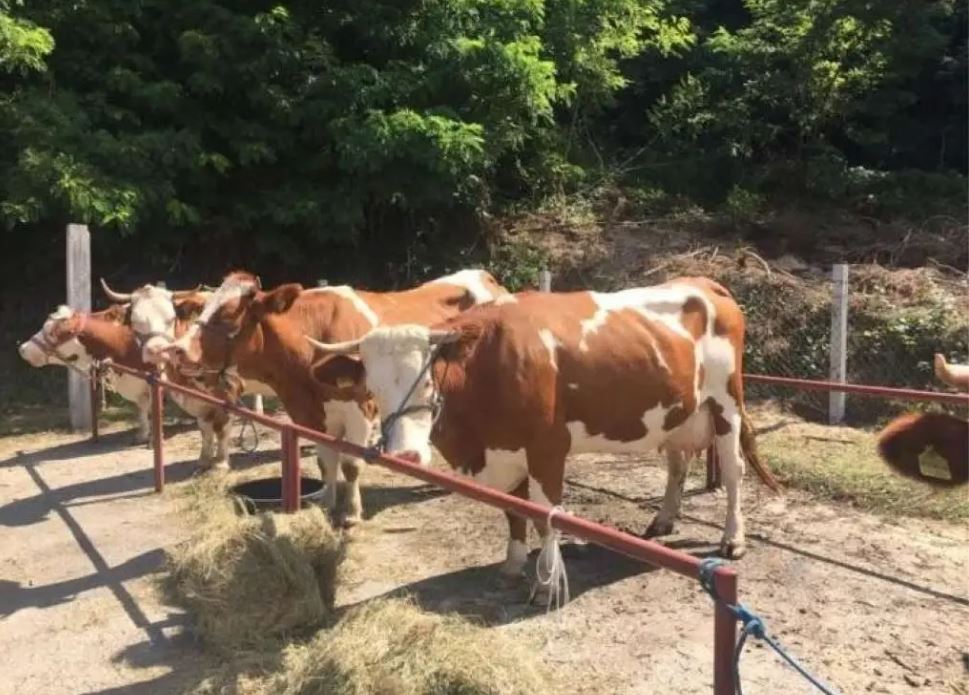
165, 272, 302, 373
101, 279, 203, 365
18, 306, 91, 368
307, 325, 463, 465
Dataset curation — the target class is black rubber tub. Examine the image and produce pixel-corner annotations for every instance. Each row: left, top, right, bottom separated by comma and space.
229, 476, 325, 513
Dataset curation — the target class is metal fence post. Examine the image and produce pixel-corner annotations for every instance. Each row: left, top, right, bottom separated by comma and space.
281, 427, 301, 513
151, 377, 165, 492
829, 264, 849, 424
713, 565, 739, 695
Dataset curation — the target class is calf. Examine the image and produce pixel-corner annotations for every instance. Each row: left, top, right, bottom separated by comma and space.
309, 278, 780, 587
165, 269, 508, 525
19, 305, 152, 441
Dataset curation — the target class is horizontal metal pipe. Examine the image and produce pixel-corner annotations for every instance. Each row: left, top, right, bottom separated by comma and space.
743, 373, 968, 406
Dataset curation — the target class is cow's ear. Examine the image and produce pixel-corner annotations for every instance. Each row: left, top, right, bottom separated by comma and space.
255, 283, 302, 316
312, 355, 366, 391
174, 295, 207, 321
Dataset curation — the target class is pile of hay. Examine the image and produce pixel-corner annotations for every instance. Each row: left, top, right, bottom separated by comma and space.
196, 598, 552, 695
165, 499, 344, 652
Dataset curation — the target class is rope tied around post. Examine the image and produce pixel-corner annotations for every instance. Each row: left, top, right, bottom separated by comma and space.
529, 505, 571, 613
698, 558, 842, 695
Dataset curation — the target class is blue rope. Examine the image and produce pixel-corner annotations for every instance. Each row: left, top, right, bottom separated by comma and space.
699, 558, 842, 695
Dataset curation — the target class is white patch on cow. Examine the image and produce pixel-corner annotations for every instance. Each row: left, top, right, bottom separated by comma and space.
475, 448, 527, 491
566, 402, 670, 455
527, 475, 552, 507
577, 287, 700, 353
662, 405, 714, 454
128, 285, 178, 363
538, 328, 559, 370
429, 269, 496, 304
308, 285, 379, 327
494, 293, 517, 305
350, 325, 437, 462
323, 398, 376, 448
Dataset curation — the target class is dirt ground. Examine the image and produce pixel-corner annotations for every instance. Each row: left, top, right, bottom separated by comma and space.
1, 415, 967, 695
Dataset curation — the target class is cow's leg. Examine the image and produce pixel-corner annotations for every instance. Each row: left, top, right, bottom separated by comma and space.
318, 444, 341, 513
500, 478, 530, 581
714, 408, 746, 559
644, 449, 689, 538
211, 412, 230, 471
526, 442, 568, 604
197, 417, 214, 468
135, 395, 151, 444
340, 459, 364, 527
338, 404, 375, 527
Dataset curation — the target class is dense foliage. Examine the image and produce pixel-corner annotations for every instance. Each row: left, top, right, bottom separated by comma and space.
0, 0, 965, 281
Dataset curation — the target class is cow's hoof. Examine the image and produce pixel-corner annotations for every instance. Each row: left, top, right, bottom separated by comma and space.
720, 540, 746, 560
211, 459, 230, 472
341, 514, 362, 529
643, 517, 675, 539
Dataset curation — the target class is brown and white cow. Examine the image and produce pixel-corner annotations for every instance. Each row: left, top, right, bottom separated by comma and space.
98, 281, 247, 469
164, 269, 508, 524
308, 277, 780, 584
19, 305, 153, 441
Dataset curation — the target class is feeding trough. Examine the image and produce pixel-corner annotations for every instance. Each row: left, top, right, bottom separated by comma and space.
230, 476, 326, 513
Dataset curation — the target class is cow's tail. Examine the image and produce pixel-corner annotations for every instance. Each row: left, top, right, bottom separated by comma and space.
740, 408, 781, 492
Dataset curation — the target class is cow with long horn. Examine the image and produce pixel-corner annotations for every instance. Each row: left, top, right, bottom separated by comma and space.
99, 279, 201, 364
164, 269, 509, 526
308, 277, 780, 595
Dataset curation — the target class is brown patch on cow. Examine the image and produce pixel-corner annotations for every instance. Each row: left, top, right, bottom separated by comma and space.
680, 296, 708, 339
706, 397, 732, 436
663, 405, 692, 432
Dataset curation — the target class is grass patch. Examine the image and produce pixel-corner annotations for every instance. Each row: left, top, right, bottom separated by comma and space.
754, 406, 969, 522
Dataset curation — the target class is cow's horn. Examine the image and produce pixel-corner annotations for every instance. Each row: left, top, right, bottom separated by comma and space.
171, 284, 203, 299
305, 335, 363, 354
429, 329, 461, 345
100, 278, 132, 303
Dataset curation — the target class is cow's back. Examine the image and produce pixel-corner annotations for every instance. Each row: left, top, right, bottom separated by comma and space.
434, 281, 746, 451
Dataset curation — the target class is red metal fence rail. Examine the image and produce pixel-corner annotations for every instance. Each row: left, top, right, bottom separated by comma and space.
743, 374, 969, 406
88, 365, 964, 693
99, 361, 740, 695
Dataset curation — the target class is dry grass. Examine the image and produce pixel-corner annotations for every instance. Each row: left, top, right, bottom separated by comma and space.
753, 405, 969, 522
192, 598, 552, 695
163, 476, 344, 653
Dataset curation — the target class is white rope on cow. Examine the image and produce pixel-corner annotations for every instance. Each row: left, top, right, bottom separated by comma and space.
530, 504, 570, 613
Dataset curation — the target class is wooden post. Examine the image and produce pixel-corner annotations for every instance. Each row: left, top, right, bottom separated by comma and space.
539, 268, 551, 292
829, 264, 849, 424
67, 224, 92, 432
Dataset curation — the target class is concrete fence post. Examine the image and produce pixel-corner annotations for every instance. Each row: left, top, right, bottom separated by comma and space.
67, 224, 92, 432
829, 264, 849, 424
539, 268, 552, 292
